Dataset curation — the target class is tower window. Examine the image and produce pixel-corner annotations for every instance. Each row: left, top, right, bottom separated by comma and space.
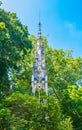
34, 77, 37, 80
42, 78, 45, 80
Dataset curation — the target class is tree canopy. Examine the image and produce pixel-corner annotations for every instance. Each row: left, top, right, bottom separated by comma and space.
0, 6, 32, 98
0, 3, 82, 130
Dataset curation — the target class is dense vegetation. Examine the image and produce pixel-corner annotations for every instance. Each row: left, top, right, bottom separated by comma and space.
0, 2, 82, 130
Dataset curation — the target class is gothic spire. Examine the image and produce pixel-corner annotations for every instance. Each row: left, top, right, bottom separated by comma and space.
38, 22, 41, 40
31, 21, 48, 96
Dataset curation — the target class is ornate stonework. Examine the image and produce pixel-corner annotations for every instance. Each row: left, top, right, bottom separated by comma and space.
31, 22, 48, 95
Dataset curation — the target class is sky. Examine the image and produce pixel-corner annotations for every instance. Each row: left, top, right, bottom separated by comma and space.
1, 0, 82, 57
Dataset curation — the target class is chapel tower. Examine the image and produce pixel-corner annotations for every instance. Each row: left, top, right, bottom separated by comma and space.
31, 22, 48, 96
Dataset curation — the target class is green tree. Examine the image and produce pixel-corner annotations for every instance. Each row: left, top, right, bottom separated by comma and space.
62, 85, 82, 130
0, 3, 82, 130
0, 92, 73, 130
0, 7, 32, 98
45, 47, 82, 97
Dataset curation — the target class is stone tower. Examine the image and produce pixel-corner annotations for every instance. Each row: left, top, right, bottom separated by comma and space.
31, 22, 48, 95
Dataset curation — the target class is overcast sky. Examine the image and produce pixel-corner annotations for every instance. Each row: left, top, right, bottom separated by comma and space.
1, 0, 82, 57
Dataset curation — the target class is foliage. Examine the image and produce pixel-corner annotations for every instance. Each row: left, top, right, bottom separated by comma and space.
0, 3, 82, 130
59, 117, 73, 130
45, 47, 82, 94
0, 1, 2, 6
0, 7, 32, 98
62, 85, 82, 130
0, 92, 73, 130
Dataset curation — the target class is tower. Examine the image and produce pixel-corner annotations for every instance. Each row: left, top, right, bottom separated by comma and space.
31, 22, 48, 96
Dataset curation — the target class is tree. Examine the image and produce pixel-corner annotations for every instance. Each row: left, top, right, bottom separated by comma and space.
45, 46, 82, 97
13, 36, 81, 130
62, 85, 82, 130
0, 3, 82, 130
0, 92, 73, 130
0, 1, 2, 6
0, 7, 32, 98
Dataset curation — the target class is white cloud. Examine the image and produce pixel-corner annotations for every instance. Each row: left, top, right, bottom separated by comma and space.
64, 22, 82, 40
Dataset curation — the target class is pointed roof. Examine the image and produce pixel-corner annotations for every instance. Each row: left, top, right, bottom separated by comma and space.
38, 22, 41, 40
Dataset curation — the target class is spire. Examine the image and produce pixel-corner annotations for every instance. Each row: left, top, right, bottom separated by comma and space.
38, 22, 41, 39
31, 15, 48, 97
38, 10, 41, 40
